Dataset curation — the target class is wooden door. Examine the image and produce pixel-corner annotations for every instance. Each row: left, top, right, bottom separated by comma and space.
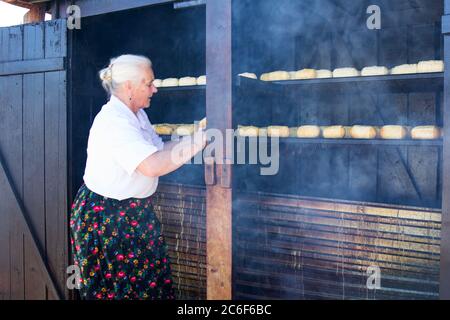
0, 19, 68, 300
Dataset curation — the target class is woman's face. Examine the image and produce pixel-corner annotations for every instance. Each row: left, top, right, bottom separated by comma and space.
131, 67, 158, 110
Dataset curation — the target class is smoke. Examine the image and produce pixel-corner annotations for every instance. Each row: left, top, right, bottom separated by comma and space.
232, 0, 443, 299
70, 0, 443, 300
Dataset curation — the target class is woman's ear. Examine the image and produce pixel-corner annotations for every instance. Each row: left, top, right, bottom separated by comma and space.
125, 80, 134, 94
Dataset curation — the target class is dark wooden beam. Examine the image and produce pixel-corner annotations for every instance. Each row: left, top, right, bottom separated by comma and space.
206, 0, 232, 300
0, 57, 65, 76
57, 0, 174, 18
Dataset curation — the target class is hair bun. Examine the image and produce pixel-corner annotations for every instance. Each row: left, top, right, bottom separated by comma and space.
101, 67, 112, 82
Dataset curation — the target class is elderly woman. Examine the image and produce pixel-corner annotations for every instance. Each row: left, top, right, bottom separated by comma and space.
69, 54, 206, 300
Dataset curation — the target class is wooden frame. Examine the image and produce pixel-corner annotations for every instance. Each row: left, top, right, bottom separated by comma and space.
440, 0, 450, 300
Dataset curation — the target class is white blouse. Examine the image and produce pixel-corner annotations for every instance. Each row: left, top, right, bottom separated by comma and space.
83, 95, 164, 200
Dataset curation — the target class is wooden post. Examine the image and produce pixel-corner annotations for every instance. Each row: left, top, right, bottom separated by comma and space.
441, 1, 450, 300
23, 4, 46, 23
206, 0, 233, 300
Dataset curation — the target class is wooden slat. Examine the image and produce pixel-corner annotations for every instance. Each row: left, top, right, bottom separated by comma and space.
24, 23, 45, 61
45, 71, 68, 300
0, 28, 8, 63
0, 58, 65, 76
23, 72, 47, 300
45, 19, 66, 58
44, 18, 68, 299
0, 25, 23, 63
0, 76, 21, 300
22, 20, 47, 300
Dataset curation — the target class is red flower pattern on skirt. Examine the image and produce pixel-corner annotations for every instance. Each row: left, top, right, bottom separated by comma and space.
70, 184, 175, 300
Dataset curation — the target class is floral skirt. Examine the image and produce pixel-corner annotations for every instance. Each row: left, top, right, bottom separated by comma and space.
69, 184, 175, 300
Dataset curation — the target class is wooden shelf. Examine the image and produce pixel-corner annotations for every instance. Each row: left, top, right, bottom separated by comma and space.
281, 137, 443, 147
161, 134, 442, 147
236, 73, 444, 93
237, 136, 443, 147
156, 85, 206, 93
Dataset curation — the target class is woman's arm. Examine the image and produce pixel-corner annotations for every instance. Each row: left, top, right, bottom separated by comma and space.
136, 129, 206, 178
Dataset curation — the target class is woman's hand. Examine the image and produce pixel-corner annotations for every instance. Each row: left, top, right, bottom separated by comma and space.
199, 117, 207, 130
193, 126, 207, 150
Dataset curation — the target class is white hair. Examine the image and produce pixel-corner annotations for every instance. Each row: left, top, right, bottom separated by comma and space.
99, 54, 152, 95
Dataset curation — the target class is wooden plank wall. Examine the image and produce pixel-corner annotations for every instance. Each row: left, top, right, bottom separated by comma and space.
0, 20, 67, 300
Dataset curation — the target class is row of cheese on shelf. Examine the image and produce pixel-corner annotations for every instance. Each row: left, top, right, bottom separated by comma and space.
153, 119, 206, 136
153, 76, 206, 88
238, 60, 444, 81
237, 125, 442, 140
154, 124, 197, 136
